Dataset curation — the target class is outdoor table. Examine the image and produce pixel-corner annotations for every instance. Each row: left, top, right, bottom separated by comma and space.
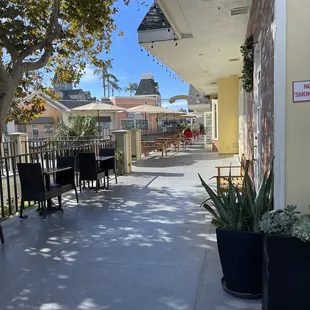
96, 156, 115, 189
42, 166, 72, 214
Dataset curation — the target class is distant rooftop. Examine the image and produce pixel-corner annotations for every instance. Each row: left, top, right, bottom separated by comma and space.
135, 74, 160, 96
138, 2, 171, 31
58, 100, 94, 109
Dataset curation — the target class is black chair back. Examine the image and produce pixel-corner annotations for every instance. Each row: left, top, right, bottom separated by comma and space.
99, 148, 115, 157
56, 156, 76, 185
18, 163, 46, 201
79, 152, 98, 181
99, 148, 115, 171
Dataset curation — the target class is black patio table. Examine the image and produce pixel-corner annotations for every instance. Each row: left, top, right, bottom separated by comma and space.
42, 166, 72, 214
95, 156, 115, 189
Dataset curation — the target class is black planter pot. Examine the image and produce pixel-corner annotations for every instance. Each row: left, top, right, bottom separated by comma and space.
263, 234, 310, 310
216, 228, 262, 298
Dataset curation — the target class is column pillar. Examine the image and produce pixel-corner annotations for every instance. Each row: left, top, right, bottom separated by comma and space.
112, 130, 132, 174
130, 129, 142, 160
217, 77, 239, 154
283, 0, 310, 213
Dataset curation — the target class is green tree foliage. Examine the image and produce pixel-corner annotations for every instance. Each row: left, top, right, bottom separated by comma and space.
56, 115, 99, 139
124, 82, 138, 96
94, 63, 122, 97
7, 86, 60, 124
0, 0, 143, 125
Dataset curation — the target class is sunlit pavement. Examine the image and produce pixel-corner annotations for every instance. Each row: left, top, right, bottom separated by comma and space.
0, 141, 261, 310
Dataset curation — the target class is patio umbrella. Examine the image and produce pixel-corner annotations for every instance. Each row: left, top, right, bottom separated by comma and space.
71, 102, 128, 137
127, 104, 183, 132
179, 113, 201, 118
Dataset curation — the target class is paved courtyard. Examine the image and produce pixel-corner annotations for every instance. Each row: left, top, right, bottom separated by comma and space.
0, 142, 261, 310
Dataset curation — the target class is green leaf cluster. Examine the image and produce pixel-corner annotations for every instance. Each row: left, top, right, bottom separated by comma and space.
259, 205, 299, 235
55, 115, 99, 139
292, 215, 310, 242
198, 160, 274, 233
260, 206, 310, 243
240, 35, 254, 93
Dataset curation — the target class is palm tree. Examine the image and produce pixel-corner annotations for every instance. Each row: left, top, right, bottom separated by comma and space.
124, 82, 138, 96
94, 64, 111, 97
94, 64, 122, 98
109, 80, 122, 97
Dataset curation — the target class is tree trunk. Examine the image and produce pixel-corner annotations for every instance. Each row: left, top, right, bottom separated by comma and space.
107, 84, 110, 98
0, 80, 16, 127
103, 78, 106, 97
112, 88, 114, 97
130, 90, 132, 97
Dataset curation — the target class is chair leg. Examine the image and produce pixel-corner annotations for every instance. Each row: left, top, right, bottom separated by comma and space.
0, 224, 4, 244
74, 186, 79, 203
58, 196, 63, 212
114, 169, 118, 184
43, 201, 47, 220
106, 170, 109, 189
20, 200, 27, 219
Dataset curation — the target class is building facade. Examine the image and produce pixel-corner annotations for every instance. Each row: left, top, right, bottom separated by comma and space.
138, 0, 310, 214
113, 73, 162, 133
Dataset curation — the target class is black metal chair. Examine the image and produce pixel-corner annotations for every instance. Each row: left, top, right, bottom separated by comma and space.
78, 153, 105, 193
56, 156, 79, 203
99, 148, 118, 187
17, 163, 62, 219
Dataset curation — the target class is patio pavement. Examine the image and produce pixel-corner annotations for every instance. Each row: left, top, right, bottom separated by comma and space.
0, 141, 261, 310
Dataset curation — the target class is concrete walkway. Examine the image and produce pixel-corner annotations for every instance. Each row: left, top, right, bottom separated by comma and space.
0, 141, 261, 310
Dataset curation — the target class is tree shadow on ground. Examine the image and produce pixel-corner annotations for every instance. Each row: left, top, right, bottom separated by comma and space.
0, 147, 259, 310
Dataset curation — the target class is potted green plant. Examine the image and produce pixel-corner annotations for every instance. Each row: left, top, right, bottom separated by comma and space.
198, 161, 274, 299
260, 206, 310, 310
115, 148, 124, 176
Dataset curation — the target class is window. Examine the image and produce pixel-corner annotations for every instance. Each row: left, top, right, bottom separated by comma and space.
17, 124, 26, 133
32, 125, 39, 137
44, 124, 54, 135
121, 119, 135, 130
136, 119, 149, 131
103, 122, 110, 129
121, 119, 149, 131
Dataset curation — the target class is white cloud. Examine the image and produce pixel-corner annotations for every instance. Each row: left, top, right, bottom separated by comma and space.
80, 65, 98, 83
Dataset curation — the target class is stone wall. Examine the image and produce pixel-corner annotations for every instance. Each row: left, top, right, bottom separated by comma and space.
188, 85, 209, 107
245, 0, 274, 173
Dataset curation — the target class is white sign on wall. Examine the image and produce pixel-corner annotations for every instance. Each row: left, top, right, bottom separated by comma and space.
127, 113, 142, 120
293, 80, 310, 103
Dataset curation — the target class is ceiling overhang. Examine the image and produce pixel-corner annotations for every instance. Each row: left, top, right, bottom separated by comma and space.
138, 0, 252, 95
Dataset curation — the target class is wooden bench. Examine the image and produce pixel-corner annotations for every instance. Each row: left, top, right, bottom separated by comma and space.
157, 134, 181, 151
141, 140, 168, 158
215, 155, 248, 195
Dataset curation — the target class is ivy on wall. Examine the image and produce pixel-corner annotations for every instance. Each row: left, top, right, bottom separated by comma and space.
240, 35, 254, 93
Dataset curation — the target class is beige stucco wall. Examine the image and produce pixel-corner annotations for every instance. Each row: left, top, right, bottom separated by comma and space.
217, 77, 239, 154
26, 103, 61, 137
112, 97, 158, 133
285, 0, 310, 213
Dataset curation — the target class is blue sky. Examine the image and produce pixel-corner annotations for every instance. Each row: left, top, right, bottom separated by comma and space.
77, 0, 189, 111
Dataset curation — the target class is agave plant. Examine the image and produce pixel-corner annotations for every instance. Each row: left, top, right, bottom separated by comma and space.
198, 160, 274, 233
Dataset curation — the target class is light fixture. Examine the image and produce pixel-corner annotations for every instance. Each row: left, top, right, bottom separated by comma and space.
229, 58, 240, 62
229, 6, 250, 16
